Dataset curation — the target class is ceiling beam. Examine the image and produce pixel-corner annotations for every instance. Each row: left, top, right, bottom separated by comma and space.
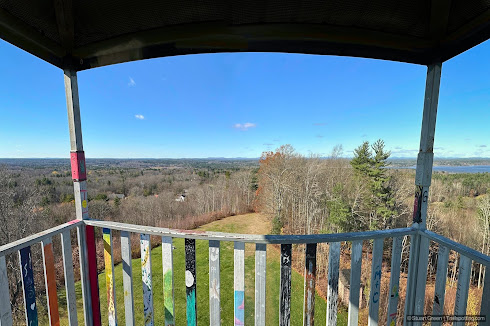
430, 0, 452, 41
53, 0, 75, 51
0, 7, 65, 67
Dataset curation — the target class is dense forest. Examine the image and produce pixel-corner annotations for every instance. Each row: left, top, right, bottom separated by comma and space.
1, 146, 490, 323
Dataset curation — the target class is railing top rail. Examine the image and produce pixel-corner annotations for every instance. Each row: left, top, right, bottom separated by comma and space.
420, 229, 490, 266
0, 220, 83, 256
85, 219, 416, 244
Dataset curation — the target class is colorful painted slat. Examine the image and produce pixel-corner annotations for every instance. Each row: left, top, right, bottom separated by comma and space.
454, 255, 471, 326
185, 239, 197, 326
255, 243, 266, 326
368, 239, 383, 326
140, 234, 154, 326
19, 246, 38, 326
0, 255, 13, 326
162, 237, 175, 326
234, 242, 245, 326
348, 240, 362, 326
209, 240, 220, 326
41, 237, 60, 326
61, 230, 78, 326
279, 244, 292, 326
85, 225, 102, 326
326, 242, 340, 326
480, 267, 490, 326
432, 244, 449, 326
386, 237, 402, 326
103, 229, 117, 326
120, 231, 135, 326
304, 243, 317, 326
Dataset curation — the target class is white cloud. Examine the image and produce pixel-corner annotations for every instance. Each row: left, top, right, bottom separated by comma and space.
135, 114, 144, 120
233, 122, 256, 131
128, 77, 136, 87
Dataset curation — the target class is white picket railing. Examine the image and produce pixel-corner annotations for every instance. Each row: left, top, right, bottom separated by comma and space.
0, 219, 489, 326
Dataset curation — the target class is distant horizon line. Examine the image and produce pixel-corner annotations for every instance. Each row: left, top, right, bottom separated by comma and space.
1, 157, 490, 160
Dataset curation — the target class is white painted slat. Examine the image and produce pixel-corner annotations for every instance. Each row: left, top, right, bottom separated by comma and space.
348, 240, 362, 326
162, 237, 175, 326
234, 242, 245, 326
76, 225, 93, 326
432, 245, 449, 325
454, 255, 471, 326
387, 237, 402, 326
413, 236, 430, 320
368, 239, 383, 326
141, 234, 154, 326
121, 231, 135, 326
0, 255, 13, 326
326, 242, 340, 326
61, 230, 78, 326
479, 266, 490, 326
255, 243, 266, 326
209, 240, 220, 326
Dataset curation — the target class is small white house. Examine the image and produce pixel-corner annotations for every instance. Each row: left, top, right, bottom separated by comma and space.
175, 194, 186, 202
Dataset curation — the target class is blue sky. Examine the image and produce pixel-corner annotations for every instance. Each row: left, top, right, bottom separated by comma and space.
0, 39, 489, 159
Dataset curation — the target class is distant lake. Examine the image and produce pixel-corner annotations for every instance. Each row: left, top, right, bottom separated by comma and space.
395, 165, 490, 173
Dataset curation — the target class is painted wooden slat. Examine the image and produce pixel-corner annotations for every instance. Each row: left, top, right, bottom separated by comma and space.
326, 242, 340, 326
234, 242, 245, 326
103, 229, 117, 326
414, 236, 430, 318
279, 244, 292, 326
0, 255, 13, 326
120, 231, 135, 326
60, 230, 78, 326
255, 243, 266, 326
77, 225, 93, 326
386, 237, 402, 326
185, 239, 197, 326
85, 225, 102, 326
368, 239, 383, 326
432, 244, 449, 324
348, 240, 362, 326
19, 246, 38, 326
479, 266, 490, 326
41, 237, 60, 326
304, 243, 317, 326
454, 255, 471, 326
162, 237, 175, 326
209, 240, 220, 326
140, 233, 154, 326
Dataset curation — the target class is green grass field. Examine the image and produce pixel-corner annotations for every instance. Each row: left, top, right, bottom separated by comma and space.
55, 214, 347, 325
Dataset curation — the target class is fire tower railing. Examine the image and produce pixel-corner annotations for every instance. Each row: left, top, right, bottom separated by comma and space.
0, 219, 489, 326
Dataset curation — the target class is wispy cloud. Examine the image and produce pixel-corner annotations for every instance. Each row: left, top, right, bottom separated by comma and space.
135, 114, 144, 120
233, 122, 256, 131
316, 135, 324, 138
313, 122, 326, 126
128, 77, 136, 87
479, 144, 487, 148
263, 143, 274, 146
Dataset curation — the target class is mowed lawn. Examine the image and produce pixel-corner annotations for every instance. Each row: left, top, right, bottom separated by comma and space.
57, 213, 347, 325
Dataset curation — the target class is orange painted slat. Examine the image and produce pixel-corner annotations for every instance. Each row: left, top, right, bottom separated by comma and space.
42, 239, 60, 326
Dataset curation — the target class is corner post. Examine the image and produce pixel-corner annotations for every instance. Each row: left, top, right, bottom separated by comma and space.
64, 69, 101, 326
404, 63, 442, 323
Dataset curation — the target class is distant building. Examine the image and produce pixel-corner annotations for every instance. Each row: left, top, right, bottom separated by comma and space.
175, 194, 186, 202
109, 193, 125, 200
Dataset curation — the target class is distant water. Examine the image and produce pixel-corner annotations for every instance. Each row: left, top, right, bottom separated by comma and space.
397, 165, 490, 173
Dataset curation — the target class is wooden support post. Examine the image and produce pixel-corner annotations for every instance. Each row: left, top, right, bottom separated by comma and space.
405, 62, 442, 322
64, 68, 101, 326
